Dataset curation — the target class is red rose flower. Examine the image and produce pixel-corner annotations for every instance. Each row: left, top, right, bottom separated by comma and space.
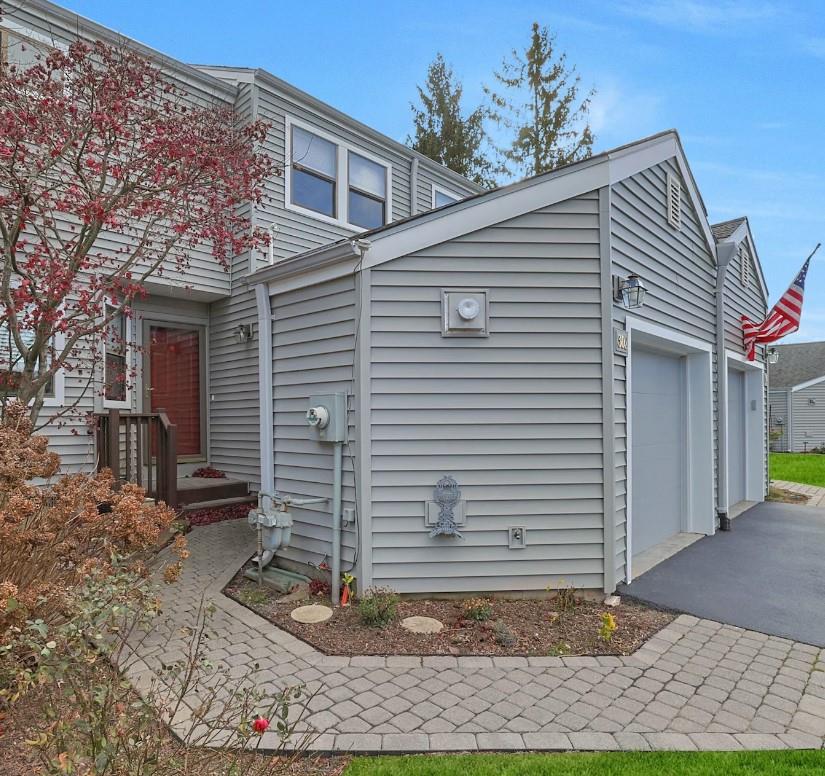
252, 716, 270, 734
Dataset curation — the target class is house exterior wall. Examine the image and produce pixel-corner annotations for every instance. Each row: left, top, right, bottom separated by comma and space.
204, 69, 481, 484
268, 276, 359, 570
722, 242, 767, 354
364, 193, 605, 594
769, 388, 790, 451
791, 381, 825, 451
610, 159, 718, 584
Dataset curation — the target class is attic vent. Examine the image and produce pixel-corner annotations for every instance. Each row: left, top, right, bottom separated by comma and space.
740, 245, 752, 288
666, 172, 682, 230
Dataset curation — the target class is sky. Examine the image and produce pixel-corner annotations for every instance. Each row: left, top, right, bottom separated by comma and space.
52, 0, 825, 341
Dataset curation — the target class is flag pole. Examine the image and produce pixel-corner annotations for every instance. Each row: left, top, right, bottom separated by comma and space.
805, 243, 821, 263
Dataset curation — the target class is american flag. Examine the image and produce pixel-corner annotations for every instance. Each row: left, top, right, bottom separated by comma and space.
742, 249, 817, 361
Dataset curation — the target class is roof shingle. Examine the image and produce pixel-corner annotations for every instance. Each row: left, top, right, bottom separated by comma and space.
711, 217, 747, 241
769, 342, 825, 388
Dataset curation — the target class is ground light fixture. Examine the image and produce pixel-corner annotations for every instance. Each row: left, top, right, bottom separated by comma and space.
613, 273, 647, 309
768, 347, 779, 364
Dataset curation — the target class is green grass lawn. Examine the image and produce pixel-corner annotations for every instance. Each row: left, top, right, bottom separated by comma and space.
770, 452, 825, 487
346, 751, 825, 776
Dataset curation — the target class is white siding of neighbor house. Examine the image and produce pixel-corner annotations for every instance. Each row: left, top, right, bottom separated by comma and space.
365, 193, 605, 594
769, 389, 790, 452
610, 159, 718, 584
268, 276, 358, 570
791, 381, 825, 452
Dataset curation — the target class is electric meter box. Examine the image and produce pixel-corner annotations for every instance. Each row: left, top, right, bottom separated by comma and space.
307, 393, 348, 443
441, 289, 489, 337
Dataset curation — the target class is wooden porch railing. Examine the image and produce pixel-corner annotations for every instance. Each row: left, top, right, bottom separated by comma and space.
95, 409, 178, 509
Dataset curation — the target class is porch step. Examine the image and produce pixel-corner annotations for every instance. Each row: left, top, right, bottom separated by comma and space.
180, 494, 257, 513
176, 477, 250, 506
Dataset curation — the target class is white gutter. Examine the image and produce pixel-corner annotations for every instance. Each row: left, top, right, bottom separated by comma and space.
715, 241, 737, 529
255, 283, 275, 511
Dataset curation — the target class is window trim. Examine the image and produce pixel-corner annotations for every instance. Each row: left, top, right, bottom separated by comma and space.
102, 309, 133, 410
432, 184, 462, 209
284, 115, 392, 231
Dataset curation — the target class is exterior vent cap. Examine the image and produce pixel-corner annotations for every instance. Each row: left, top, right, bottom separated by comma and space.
666, 171, 682, 230
740, 245, 752, 288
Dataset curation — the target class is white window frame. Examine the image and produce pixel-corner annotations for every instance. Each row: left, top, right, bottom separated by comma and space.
40, 331, 65, 408
284, 115, 392, 232
432, 184, 461, 209
102, 310, 133, 410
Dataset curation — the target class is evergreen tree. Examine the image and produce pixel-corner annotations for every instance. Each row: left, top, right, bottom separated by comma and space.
486, 23, 594, 179
409, 54, 494, 188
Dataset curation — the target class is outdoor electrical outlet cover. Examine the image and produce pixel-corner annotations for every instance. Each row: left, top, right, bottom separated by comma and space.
509, 526, 527, 549
343, 507, 355, 525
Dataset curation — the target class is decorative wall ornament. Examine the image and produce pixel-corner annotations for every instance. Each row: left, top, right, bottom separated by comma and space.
429, 475, 464, 539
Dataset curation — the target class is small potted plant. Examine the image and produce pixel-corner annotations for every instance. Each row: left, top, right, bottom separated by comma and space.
341, 573, 355, 607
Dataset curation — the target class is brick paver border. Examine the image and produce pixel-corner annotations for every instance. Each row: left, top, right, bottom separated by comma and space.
121, 520, 825, 753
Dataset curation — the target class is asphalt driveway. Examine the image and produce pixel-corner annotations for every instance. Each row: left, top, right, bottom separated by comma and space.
618, 501, 825, 647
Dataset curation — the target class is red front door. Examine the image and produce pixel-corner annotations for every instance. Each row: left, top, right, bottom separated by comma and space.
148, 325, 203, 458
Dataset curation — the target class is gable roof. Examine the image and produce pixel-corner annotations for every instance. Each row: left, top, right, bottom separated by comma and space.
711, 216, 769, 304
712, 217, 747, 240
248, 129, 718, 292
769, 342, 825, 389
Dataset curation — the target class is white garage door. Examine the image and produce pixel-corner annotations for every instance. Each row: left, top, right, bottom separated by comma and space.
631, 348, 685, 556
727, 368, 747, 506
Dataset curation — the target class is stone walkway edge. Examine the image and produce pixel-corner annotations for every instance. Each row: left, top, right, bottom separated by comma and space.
121, 521, 825, 754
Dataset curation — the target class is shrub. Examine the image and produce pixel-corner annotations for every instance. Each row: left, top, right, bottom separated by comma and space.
357, 587, 399, 628
547, 641, 571, 657
599, 612, 618, 643
549, 579, 578, 615
308, 578, 331, 598
463, 597, 493, 622
492, 620, 517, 648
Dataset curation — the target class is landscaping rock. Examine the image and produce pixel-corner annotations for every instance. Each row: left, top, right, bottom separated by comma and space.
604, 595, 621, 607
401, 616, 444, 634
290, 604, 333, 624
279, 582, 310, 604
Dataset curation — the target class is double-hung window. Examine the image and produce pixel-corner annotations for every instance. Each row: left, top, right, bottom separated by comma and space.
0, 315, 63, 405
103, 308, 130, 407
290, 125, 337, 218
432, 185, 460, 209
348, 152, 387, 230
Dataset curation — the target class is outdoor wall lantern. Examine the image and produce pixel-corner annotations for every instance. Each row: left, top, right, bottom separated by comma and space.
613, 273, 647, 309
235, 323, 253, 345
767, 347, 779, 364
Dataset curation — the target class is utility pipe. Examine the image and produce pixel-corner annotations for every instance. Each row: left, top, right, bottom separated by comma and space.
331, 441, 343, 607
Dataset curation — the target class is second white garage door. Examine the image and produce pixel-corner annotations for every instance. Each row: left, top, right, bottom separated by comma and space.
631, 347, 685, 557
727, 368, 747, 506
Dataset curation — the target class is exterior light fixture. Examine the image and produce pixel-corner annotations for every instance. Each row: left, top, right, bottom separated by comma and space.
613, 273, 646, 309
236, 323, 253, 345
767, 347, 779, 364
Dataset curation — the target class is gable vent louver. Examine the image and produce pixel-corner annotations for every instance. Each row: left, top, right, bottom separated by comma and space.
666, 171, 682, 230
740, 245, 752, 288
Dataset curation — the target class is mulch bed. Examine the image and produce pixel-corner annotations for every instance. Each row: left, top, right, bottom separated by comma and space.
225, 571, 674, 658
766, 486, 809, 504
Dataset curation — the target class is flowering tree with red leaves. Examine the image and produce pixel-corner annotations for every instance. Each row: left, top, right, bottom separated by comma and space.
0, 38, 274, 423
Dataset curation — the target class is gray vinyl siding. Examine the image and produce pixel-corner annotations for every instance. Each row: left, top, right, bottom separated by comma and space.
269, 276, 358, 569
723, 243, 767, 354
609, 159, 718, 582
367, 192, 604, 594
791, 382, 825, 451
769, 389, 790, 452
416, 165, 481, 215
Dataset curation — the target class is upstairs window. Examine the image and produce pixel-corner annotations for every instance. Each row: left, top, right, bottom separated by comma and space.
433, 185, 460, 209
0, 28, 42, 71
290, 125, 337, 218
348, 152, 387, 229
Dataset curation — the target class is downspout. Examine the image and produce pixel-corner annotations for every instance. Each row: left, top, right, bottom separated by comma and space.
331, 441, 343, 606
255, 283, 275, 513
715, 242, 736, 530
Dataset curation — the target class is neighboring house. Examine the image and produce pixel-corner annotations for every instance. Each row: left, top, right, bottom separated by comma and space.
4, 3, 772, 595
768, 342, 825, 451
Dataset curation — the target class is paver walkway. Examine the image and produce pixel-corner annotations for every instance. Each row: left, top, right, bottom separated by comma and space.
772, 479, 825, 507
123, 520, 825, 754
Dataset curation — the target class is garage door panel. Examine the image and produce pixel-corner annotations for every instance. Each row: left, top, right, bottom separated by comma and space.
728, 368, 746, 506
631, 348, 684, 557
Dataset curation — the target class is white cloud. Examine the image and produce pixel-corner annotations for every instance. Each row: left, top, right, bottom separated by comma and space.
588, 78, 663, 148
618, 1, 778, 32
